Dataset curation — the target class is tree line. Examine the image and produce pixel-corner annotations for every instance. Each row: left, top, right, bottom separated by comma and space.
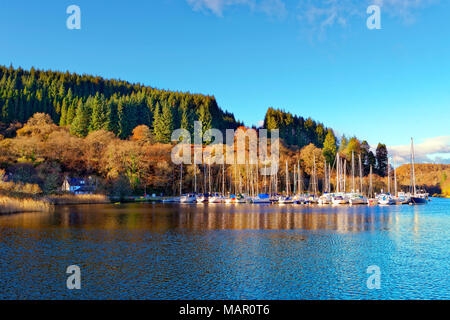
0, 65, 390, 178
0, 65, 242, 141
263, 107, 389, 177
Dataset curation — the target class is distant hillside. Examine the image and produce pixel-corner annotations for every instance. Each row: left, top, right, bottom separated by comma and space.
0, 65, 242, 139
396, 163, 450, 196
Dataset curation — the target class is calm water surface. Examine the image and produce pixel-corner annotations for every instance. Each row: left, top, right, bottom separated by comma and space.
0, 199, 449, 299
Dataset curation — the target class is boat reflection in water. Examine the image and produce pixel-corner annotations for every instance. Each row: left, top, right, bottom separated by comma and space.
0, 203, 409, 234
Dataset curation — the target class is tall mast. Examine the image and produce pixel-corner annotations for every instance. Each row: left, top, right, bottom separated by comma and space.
180, 163, 183, 196
246, 161, 249, 195
293, 163, 297, 194
234, 160, 237, 195
336, 152, 341, 193
329, 162, 332, 193
263, 165, 267, 194
352, 151, 355, 193
313, 153, 317, 195
369, 165, 373, 198
411, 138, 417, 195
343, 159, 347, 193
387, 157, 391, 194
256, 161, 259, 195
285, 161, 289, 195
229, 168, 232, 194
298, 161, 301, 194
208, 158, 211, 194
250, 165, 254, 197
222, 163, 225, 195
194, 164, 197, 193
394, 158, 398, 197
239, 165, 242, 194
359, 154, 363, 195
203, 163, 206, 194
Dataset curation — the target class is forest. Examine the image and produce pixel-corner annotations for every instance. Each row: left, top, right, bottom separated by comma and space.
0, 65, 242, 140
1, 65, 446, 200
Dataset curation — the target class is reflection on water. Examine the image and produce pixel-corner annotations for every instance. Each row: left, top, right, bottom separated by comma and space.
0, 203, 411, 233
0, 199, 449, 300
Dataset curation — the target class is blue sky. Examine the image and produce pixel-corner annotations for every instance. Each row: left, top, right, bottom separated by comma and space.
0, 0, 449, 163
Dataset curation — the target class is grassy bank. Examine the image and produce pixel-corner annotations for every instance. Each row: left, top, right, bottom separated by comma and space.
47, 194, 110, 205
0, 196, 52, 214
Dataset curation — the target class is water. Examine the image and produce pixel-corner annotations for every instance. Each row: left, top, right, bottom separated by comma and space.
0, 199, 449, 300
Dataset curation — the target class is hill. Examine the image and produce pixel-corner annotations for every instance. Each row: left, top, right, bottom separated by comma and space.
396, 163, 450, 196
0, 65, 242, 139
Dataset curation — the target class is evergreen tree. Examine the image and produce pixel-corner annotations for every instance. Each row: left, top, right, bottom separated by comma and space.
59, 99, 68, 126
66, 99, 77, 125
70, 100, 91, 137
153, 102, 173, 143
375, 143, 388, 177
89, 93, 109, 132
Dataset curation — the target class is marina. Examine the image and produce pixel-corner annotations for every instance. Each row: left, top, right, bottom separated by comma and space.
173, 138, 430, 207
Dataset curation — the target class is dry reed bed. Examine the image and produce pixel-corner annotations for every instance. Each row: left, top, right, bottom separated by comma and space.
0, 196, 51, 214
47, 194, 110, 205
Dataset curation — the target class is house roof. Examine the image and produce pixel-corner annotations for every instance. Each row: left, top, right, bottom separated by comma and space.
65, 177, 88, 186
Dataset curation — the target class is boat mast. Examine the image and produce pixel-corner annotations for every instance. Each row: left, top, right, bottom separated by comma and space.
369, 165, 373, 198
343, 159, 347, 193
336, 153, 340, 193
411, 138, 417, 195
180, 163, 183, 196
285, 161, 289, 195
328, 162, 331, 193
208, 158, 211, 194
359, 154, 363, 195
194, 164, 197, 193
256, 161, 259, 195
222, 163, 225, 195
394, 158, 398, 197
352, 151, 355, 193
387, 157, 391, 194
263, 164, 267, 194
293, 163, 297, 195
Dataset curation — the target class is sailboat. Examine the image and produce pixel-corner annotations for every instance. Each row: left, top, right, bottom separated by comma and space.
332, 153, 349, 205
409, 138, 428, 204
179, 163, 197, 203
279, 161, 294, 204
378, 157, 396, 205
349, 153, 368, 205
252, 161, 271, 204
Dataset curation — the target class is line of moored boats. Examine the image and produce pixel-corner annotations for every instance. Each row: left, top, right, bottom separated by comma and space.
171, 190, 429, 205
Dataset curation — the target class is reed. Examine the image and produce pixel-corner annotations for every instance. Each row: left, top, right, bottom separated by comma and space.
47, 194, 110, 205
0, 196, 52, 214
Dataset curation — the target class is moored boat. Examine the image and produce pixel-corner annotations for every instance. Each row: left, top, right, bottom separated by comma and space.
332, 195, 348, 205
179, 194, 196, 203
349, 194, 368, 205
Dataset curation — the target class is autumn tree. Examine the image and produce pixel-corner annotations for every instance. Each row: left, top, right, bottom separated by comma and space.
322, 129, 337, 164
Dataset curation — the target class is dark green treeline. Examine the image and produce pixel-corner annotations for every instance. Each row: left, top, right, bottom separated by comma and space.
0, 65, 242, 140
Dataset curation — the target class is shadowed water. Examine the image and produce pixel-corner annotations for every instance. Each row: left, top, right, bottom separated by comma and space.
0, 199, 449, 299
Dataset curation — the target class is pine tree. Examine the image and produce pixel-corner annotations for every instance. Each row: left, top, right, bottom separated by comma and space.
59, 99, 68, 126
70, 100, 91, 137
376, 143, 388, 177
66, 99, 77, 125
153, 102, 173, 143
89, 93, 109, 132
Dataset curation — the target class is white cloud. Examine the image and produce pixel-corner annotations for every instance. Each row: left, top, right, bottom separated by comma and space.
186, 0, 287, 18
388, 136, 450, 165
297, 0, 438, 34
256, 120, 265, 128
